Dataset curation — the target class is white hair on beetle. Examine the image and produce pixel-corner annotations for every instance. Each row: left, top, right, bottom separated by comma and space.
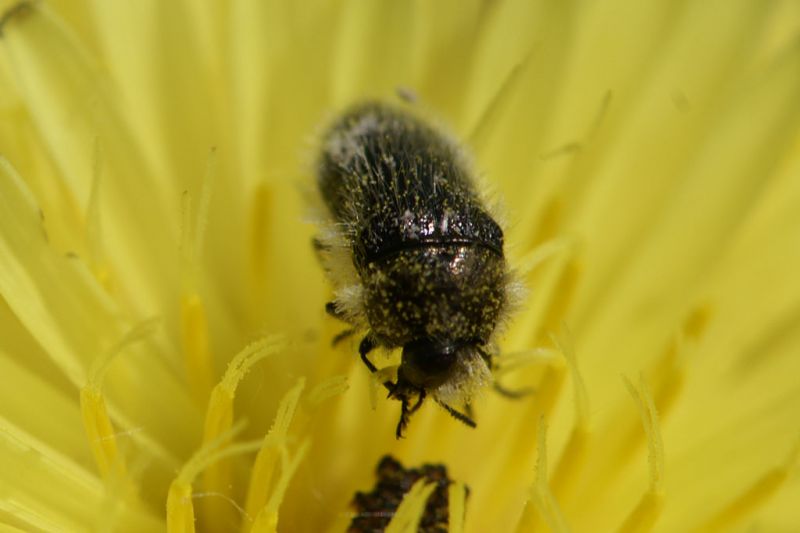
432, 347, 492, 406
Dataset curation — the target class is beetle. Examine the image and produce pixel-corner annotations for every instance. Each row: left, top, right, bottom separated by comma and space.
314, 101, 518, 437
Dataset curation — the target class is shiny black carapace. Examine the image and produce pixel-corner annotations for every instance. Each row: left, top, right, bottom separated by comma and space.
314, 102, 515, 437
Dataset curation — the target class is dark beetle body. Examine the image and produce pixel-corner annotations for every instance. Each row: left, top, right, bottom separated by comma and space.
316, 102, 509, 436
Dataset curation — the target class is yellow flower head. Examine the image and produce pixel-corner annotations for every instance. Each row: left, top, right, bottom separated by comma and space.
0, 1, 799, 532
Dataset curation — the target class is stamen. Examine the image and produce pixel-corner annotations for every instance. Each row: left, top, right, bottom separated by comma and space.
179, 149, 216, 274
87, 318, 160, 387
178, 154, 217, 406
510, 239, 579, 350
218, 336, 284, 395
167, 435, 262, 533
648, 335, 685, 421
447, 482, 467, 533
166, 420, 253, 532
385, 479, 437, 533
700, 440, 800, 531
79, 388, 125, 480
180, 292, 215, 405
511, 357, 566, 461
514, 236, 575, 279
244, 378, 306, 525
250, 508, 278, 533
467, 52, 531, 149
528, 197, 564, 248
540, 259, 581, 342
200, 336, 283, 530
612, 332, 685, 478
551, 330, 590, 500
251, 440, 311, 531
516, 417, 569, 533
166, 480, 195, 533
264, 378, 306, 445
191, 491, 252, 523
618, 376, 665, 533
540, 145, 582, 162
492, 347, 559, 380
618, 492, 663, 533
86, 138, 112, 292
307, 374, 349, 407
81, 318, 159, 480
554, 329, 589, 430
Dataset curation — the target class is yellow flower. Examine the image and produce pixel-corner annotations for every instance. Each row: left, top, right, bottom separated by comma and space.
1, 1, 798, 532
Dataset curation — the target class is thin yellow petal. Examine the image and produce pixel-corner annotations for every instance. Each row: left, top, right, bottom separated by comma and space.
385, 479, 438, 533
